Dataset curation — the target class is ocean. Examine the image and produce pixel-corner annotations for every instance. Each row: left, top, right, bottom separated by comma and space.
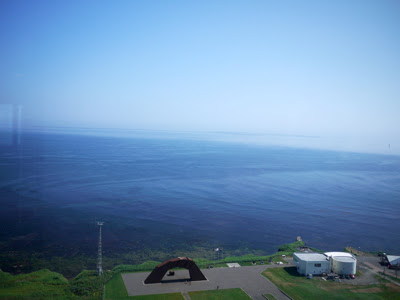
1, 130, 399, 265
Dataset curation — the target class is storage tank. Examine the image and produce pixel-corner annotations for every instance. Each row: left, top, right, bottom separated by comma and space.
331, 256, 356, 275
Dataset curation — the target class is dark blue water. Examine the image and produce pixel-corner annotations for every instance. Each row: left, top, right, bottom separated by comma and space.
1, 131, 399, 258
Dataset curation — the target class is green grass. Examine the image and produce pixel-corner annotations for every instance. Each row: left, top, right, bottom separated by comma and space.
111, 254, 275, 273
69, 269, 112, 297
105, 273, 129, 299
113, 261, 162, 273
130, 293, 184, 299
0, 268, 76, 299
379, 272, 400, 283
189, 288, 251, 300
237, 261, 262, 266
271, 255, 288, 264
0, 268, 112, 299
264, 294, 277, 300
263, 266, 400, 300
277, 241, 305, 252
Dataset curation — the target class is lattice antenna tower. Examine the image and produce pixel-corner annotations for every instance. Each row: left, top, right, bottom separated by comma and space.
97, 221, 104, 275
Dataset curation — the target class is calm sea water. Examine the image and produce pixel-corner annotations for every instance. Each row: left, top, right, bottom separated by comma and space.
1, 131, 399, 259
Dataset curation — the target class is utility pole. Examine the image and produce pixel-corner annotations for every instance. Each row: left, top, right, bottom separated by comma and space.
97, 222, 104, 275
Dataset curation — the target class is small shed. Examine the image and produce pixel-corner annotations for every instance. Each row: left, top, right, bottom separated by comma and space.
386, 255, 400, 268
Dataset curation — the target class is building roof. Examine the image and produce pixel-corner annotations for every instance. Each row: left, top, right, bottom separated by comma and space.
324, 252, 356, 260
332, 256, 356, 262
294, 252, 329, 262
387, 255, 400, 265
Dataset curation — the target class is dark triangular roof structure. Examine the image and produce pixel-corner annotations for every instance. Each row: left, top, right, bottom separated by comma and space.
144, 257, 206, 284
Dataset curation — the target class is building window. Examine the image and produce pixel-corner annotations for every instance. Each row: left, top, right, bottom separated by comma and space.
314, 263, 321, 267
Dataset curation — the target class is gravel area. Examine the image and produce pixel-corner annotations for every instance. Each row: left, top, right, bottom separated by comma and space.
122, 264, 292, 300
357, 256, 398, 277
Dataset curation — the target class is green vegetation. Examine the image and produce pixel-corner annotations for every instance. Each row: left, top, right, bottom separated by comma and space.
1, 241, 306, 279
193, 248, 297, 269
278, 241, 321, 254
107, 249, 296, 274
264, 294, 277, 300
104, 273, 128, 299
104, 287, 251, 300
0, 252, 99, 279
0, 268, 113, 299
0, 268, 77, 299
379, 272, 400, 283
0, 243, 270, 279
189, 288, 251, 300
0, 241, 317, 299
130, 294, 184, 299
263, 266, 400, 300
112, 261, 161, 273
216, 254, 270, 266
69, 270, 112, 297
277, 241, 305, 252
271, 256, 288, 264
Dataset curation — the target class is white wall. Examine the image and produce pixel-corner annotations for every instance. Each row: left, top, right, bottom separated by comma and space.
294, 255, 330, 275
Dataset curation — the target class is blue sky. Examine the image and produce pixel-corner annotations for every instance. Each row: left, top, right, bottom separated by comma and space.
1, 0, 399, 152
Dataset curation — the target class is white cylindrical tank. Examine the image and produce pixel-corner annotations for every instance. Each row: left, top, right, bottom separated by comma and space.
331, 256, 356, 275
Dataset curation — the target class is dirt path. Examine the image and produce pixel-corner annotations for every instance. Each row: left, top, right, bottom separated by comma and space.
363, 262, 400, 287
181, 292, 191, 300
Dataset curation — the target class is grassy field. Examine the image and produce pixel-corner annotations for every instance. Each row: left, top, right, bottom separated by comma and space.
0, 268, 91, 299
131, 294, 183, 300
379, 272, 400, 283
104, 273, 129, 299
0, 268, 113, 299
99, 242, 302, 282
263, 266, 400, 300
128, 293, 183, 299
188, 288, 251, 300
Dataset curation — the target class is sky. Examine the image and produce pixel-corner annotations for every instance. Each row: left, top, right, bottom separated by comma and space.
0, 0, 399, 153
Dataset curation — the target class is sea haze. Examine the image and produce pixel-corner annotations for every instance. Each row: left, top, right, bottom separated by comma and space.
1, 131, 399, 260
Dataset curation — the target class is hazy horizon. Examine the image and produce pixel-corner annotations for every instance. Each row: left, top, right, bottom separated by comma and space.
1, 0, 399, 154
1, 123, 397, 156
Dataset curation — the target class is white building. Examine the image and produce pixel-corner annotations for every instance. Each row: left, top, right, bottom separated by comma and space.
325, 252, 357, 275
294, 252, 357, 276
293, 253, 330, 275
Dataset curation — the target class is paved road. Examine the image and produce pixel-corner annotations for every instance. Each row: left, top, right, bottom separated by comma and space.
122, 264, 292, 300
